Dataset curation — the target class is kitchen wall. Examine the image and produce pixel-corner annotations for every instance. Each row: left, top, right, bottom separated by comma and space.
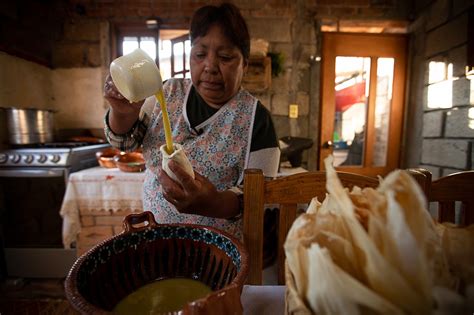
405, 0, 473, 178
0, 52, 53, 148
0, 52, 107, 135
0, 52, 53, 109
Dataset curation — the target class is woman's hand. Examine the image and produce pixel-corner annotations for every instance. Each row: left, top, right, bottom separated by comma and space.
104, 74, 144, 133
159, 160, 240, 219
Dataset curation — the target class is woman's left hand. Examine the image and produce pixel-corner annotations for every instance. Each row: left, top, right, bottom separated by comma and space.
158, 160, 239, 218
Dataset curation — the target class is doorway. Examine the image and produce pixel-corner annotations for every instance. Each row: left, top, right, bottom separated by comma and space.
319, 32, 407, 177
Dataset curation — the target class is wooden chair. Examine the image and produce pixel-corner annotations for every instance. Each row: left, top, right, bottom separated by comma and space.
429, 170, 474, 226
242, 167, 434, 285
242, 168, 380, 285
405, 167, 432, 198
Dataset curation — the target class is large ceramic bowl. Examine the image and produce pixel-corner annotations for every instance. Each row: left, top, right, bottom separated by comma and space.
64, 211, 249, 315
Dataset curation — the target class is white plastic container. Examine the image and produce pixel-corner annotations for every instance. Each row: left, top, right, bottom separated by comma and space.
109, 48, 163, 102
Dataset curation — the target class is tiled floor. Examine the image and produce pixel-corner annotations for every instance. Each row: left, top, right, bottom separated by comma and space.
0, 278, 78, 315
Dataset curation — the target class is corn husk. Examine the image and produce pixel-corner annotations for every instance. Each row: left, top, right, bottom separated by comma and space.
306, 244, 401, 315
160, 143, 194, 183
325, 157, 432, 313
436, 223, 474, 285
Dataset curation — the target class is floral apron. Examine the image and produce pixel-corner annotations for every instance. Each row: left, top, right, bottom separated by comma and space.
142, 78, 257, 239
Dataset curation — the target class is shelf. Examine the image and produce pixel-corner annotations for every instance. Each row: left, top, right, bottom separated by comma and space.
242, 56, 271, 93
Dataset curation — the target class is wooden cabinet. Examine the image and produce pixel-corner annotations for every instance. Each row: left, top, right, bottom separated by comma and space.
242, 56, 271, 93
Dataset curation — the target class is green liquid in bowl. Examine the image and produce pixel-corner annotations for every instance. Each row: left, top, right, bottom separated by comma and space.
113, 278, 212, 314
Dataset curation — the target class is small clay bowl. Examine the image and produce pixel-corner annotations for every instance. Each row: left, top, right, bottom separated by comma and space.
96, 147, 121, 168
114, 152, 146, 172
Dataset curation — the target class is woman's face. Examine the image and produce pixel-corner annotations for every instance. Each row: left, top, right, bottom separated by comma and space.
190, 24, 248, 108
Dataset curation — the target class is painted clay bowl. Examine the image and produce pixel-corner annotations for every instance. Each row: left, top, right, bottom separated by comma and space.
114, 152, 145, 172
64, 211, 249, 314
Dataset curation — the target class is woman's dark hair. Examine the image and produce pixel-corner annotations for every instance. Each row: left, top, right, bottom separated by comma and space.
190, 3, 250, 60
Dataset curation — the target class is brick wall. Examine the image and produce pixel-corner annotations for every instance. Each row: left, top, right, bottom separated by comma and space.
407, 0, 473, 179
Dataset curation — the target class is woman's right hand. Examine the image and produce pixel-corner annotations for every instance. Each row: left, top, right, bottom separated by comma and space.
104, 74, 144, 134
104, 74, 144, 115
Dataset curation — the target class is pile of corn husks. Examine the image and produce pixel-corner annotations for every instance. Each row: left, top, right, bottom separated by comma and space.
284, 156, 473, 314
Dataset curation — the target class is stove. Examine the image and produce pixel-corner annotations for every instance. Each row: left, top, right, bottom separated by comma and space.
0, 142, 110, 171
0, 141, 111, 279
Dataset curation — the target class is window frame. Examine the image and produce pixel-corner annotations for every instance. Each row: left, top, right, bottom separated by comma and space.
114, 23, 160, 65
170, 34, 191, 78
112, 22, 190, 79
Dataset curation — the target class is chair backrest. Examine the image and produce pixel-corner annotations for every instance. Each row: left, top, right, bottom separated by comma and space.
405, 167, 432, 198
242, 168, 380, 285
429, 170, 474, 226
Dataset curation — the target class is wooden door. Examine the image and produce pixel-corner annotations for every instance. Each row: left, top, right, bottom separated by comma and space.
319, 33, 407, 177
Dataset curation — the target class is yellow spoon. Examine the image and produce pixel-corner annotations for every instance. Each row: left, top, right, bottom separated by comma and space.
155, 90, 174, 155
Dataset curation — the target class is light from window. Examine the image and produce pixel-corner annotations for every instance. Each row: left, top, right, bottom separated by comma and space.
428, 61, 447, 84
174, 42, 184, 72
471, 78, 474, 105
427, 61, 455, 109
185, 41, 191, 68
123, 37, 139, 55
469, 107, 474, 130
140, 37, 156, 60
158, 40, 171, 79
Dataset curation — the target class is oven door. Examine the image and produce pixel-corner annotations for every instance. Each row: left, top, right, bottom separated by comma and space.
0, 168, 77, 278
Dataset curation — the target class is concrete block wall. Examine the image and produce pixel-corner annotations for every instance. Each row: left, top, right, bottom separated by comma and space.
411, 0, 473, 179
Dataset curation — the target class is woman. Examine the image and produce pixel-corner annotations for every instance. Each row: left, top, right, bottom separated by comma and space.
103, 3, 280, 238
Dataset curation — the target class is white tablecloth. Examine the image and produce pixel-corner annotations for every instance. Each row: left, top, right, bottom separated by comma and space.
242, 285, 286, 315
60, 166, 145, 248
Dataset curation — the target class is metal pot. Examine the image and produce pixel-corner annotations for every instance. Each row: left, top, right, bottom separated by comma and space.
1, 107, 56, 144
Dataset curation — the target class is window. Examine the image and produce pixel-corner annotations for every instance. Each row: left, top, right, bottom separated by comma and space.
115, 25, 190, 81
170, 34, 192, 78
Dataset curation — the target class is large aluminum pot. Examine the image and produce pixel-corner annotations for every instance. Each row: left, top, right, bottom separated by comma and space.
1, 107, 56, 144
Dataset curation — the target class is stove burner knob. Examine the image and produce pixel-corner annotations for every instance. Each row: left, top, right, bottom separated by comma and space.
24, 154, 34, 164
51, 154, 61, 163
0, 153, 7, 164
38, 154, 48, 163
10, 154, 21, 164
